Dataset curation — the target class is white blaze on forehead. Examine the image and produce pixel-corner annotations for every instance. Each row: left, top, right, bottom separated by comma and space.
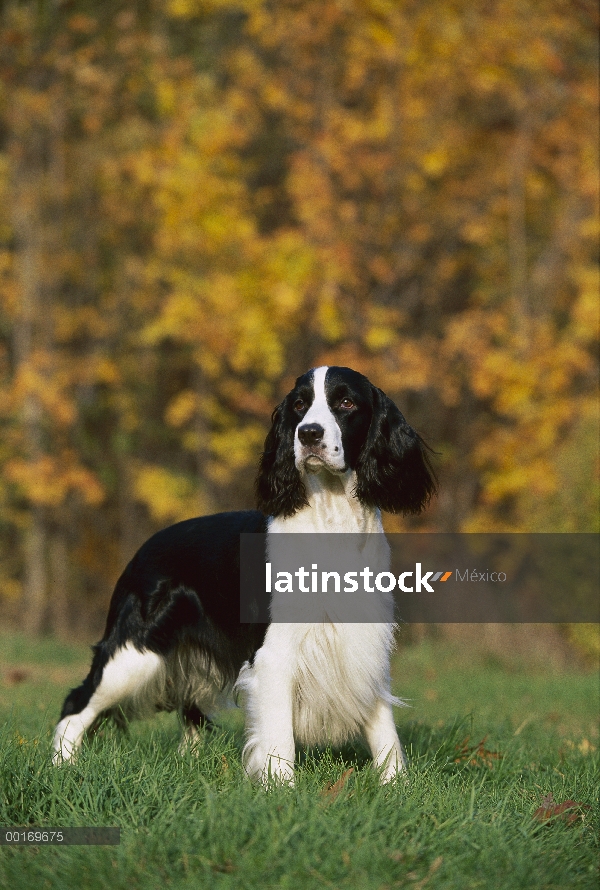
295, 365, 346, 471
306, 366, 329, 419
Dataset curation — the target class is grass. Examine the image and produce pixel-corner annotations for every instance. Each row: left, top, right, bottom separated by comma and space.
0, 631, 598, 889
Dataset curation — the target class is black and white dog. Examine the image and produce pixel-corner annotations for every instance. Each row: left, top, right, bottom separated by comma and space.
53, 366, 436, 783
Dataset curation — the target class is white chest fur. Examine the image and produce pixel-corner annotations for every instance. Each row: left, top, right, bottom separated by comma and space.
269, 469, 382, 534
238, 467, 404, 783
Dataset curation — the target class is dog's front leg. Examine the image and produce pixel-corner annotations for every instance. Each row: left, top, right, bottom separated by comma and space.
238, 626, 296, 785
363, 696, 407, 783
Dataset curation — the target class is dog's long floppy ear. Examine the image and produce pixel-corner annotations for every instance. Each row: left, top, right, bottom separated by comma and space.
255, 398, 308, 518
354, 387, 437, 514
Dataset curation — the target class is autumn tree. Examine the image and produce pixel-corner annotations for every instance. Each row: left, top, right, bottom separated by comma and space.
0, 0, 597, 635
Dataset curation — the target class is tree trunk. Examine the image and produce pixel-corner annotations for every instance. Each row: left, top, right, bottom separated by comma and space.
10, 100, 49, 636
23, 510, 47, 636
49, 526, 70, 639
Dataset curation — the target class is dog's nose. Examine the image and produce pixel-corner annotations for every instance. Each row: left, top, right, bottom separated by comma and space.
298, 423, 325, 446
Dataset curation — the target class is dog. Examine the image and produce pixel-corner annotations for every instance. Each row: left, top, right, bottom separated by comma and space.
53, 366, 436, 783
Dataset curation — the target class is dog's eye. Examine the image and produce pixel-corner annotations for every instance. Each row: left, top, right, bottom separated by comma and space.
293, 399, 305, 411
340, 398, 355, 409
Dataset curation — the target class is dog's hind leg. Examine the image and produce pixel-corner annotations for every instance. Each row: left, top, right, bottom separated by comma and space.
52, 642, 164, 763
178, 703, 212, 754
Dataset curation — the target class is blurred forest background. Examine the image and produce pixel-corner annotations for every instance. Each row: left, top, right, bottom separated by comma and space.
0, 0, 597, 640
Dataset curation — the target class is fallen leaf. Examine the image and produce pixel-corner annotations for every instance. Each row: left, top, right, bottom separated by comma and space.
454, 735, 502, 768
321, 767, 354, 801
533, 793, 591, 824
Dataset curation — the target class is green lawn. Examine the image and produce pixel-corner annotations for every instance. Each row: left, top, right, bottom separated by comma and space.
0, 632, 598, 889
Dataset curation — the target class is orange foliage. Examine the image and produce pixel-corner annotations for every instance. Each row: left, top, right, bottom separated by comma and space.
0, 0, 597, 626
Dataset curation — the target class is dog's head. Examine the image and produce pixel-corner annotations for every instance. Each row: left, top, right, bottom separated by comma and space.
255, 366, 437, 518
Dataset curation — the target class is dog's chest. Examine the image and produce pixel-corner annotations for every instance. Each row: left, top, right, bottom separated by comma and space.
287, 622, 392, 746
263, 479, 392, 744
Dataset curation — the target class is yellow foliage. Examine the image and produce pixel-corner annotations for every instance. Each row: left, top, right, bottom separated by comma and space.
140, 293, 202, 345
166, 390, 198, 428
566, 624, 600, 663
134, 464, 201, 523
420, 148, 449, 178
0, 0, 597, 623
317, 295, 344, 344
4, 455, 104, 507
571, 267, 600, 340
365, 326, 396, 351
210, 424, 265, 471
362, 304, 404, 353
0, 578, 21, 601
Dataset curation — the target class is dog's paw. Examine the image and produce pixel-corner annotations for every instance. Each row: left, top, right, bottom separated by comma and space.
52, 716, 85, 765
244, 745, 295, 787
262, 755, 295, 787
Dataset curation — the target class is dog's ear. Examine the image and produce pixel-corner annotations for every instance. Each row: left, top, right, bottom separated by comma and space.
354, 387, 437, 514
255, 398, 308, 518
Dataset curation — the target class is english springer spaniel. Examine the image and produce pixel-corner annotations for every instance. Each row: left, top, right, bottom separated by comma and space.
53, 366, 436, 783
